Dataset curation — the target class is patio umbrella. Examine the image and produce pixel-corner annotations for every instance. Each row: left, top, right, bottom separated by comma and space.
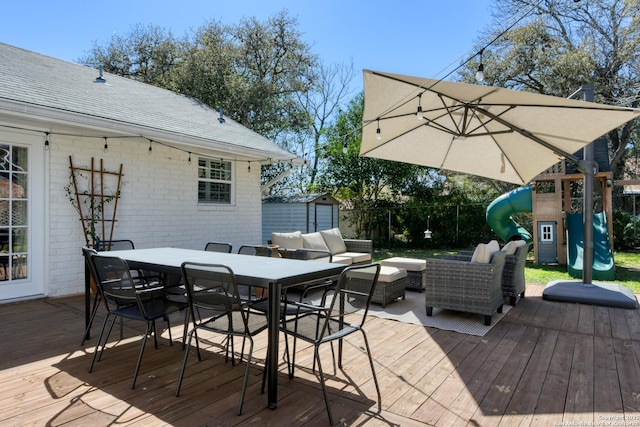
360, 70, 640, 184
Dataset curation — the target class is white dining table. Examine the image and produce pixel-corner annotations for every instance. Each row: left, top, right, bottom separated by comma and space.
88, 247, 347, 409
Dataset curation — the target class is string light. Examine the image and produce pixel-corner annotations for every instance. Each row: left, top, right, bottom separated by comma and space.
103, 137, 108, 153
376, 119, 382, 140
148, 139, 153, 155
343, 142, 348, 154
247, 162, 251, 172
188, 152, 192, 165
475, 51, 485, 82
416, 94, 424, 120
44, 132, 49, 150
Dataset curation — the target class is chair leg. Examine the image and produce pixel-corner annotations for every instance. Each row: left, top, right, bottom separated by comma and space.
314, 345, 334, 426
131, 322, 151, 389
97, 315, 118, 362
237, 336, 253, 416
176, 328, 195, 396
360, 329, 382, 413
81, 293, 101, 345
89, 314, 111, 373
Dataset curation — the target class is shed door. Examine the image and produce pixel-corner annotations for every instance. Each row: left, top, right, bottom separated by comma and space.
314, 204, 335, 231
0, 131, 45, 302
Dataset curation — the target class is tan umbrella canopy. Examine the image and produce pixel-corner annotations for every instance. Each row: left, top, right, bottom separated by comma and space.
360, 70, 640, 184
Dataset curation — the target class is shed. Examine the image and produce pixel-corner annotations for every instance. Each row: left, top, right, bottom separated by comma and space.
262, 193, 339, 243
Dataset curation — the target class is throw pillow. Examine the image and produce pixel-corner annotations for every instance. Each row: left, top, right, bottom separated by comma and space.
302, 232, 330, 251
502, 239, 526, 255
271, 231, 304, 249
319, 228, 347, 254
470, 243, 492, 263
487, 240, 500, 254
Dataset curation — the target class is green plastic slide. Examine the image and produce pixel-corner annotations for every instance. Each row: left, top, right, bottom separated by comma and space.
566, 212, 615, 281
486, 186, 533, 243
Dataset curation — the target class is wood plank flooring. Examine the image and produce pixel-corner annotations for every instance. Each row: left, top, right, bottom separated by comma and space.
2, 284, 640, 426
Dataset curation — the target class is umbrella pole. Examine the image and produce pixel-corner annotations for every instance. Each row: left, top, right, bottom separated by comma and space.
543, 85, 637, 308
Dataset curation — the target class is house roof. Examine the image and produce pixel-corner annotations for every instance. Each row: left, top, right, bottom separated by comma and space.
0, 43, 301, 164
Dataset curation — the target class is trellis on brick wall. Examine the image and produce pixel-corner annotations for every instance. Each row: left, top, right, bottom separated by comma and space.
68, 156, 123, 247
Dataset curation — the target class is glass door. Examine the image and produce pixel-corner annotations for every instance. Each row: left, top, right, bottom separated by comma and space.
0, 133, 44, 302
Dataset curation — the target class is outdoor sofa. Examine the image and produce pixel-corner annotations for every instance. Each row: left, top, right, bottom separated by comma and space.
270, 228, 372, 265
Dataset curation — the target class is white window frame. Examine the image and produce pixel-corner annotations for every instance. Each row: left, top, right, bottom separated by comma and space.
197, 157, 234, 205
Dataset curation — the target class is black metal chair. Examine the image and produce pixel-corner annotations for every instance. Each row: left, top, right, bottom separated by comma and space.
176, 262, 268, 416
204, 242, 233, 253
237, 244, 272, 257
87, 253, 187, 389
280, 263, 382, 425
94, 239, 135, 252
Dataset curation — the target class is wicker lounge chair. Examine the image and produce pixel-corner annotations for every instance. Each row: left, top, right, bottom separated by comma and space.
443, 241, 529, 306
425, 251, 506, 326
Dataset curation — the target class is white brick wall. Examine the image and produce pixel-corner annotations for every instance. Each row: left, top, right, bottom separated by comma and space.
48, 135, 263, 297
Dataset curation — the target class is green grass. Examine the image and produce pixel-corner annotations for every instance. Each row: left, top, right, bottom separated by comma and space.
373, 248, 640, 293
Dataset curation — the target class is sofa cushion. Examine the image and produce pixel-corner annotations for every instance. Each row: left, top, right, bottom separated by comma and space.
487, 240, 500, 254
380, 257, 426, 271
341, 251, 372, 264
302, 232, 330, 252
502, 239, 526, 255
471, 243, 492, 263
271, 231, 304, 250
319, 228, 348, 255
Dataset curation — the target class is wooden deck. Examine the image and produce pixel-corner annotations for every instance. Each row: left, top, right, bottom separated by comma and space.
2, 284, 640, 426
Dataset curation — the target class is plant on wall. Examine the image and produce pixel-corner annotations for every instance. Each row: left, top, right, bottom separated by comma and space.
64, 156, 123, 247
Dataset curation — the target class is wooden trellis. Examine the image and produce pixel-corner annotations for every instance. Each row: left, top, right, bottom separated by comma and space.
68, 156, 123, 247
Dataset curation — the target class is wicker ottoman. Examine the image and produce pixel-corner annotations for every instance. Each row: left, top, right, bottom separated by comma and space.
380, 257, 427, 292
351, 265, 407, 307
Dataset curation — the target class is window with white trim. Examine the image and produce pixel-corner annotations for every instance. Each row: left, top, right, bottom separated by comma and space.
198, 157, 233, 204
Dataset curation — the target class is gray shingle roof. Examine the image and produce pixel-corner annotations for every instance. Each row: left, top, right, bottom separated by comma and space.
0, 43, 300, 162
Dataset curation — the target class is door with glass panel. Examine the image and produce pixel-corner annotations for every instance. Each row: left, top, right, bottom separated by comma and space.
0, 135, 45, 301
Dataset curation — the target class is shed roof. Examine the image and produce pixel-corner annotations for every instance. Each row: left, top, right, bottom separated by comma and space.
262, 193, 338, 204
0, 43, 301, 164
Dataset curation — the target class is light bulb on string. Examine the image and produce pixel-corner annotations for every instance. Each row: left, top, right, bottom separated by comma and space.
416, 94, 424, 120
103, 137, 108, 153
44, 132, 50, 150
188, 152, 192, 165
376, 119, 381, 140
475, 49, 485, 82
148, 140, 153, 155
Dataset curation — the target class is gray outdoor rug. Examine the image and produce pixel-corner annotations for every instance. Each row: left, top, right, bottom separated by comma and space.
365, 290, 511, 336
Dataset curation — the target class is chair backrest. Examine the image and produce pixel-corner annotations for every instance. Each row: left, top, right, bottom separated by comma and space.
180, 262, 245, 322
237, 245, 272, 257
95, 239, 135, 252
82, 246, 100, 292
318, 263, 380, 338
90, 254, 139, 309
292, 248, 332, 262
204, 242, 233, 253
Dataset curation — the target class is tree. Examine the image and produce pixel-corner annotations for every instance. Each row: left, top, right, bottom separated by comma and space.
318, 93, 422, 238
80, 23, 180, 87
460, 0, 640, 180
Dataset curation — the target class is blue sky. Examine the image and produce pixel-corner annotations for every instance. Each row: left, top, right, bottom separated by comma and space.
1, 1, 495, 90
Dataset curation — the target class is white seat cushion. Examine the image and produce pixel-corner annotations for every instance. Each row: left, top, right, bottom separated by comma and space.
329, 255, 353, 265
380, 257, 426, 271
341, 251, 371, 264
350, 265, 406, 282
